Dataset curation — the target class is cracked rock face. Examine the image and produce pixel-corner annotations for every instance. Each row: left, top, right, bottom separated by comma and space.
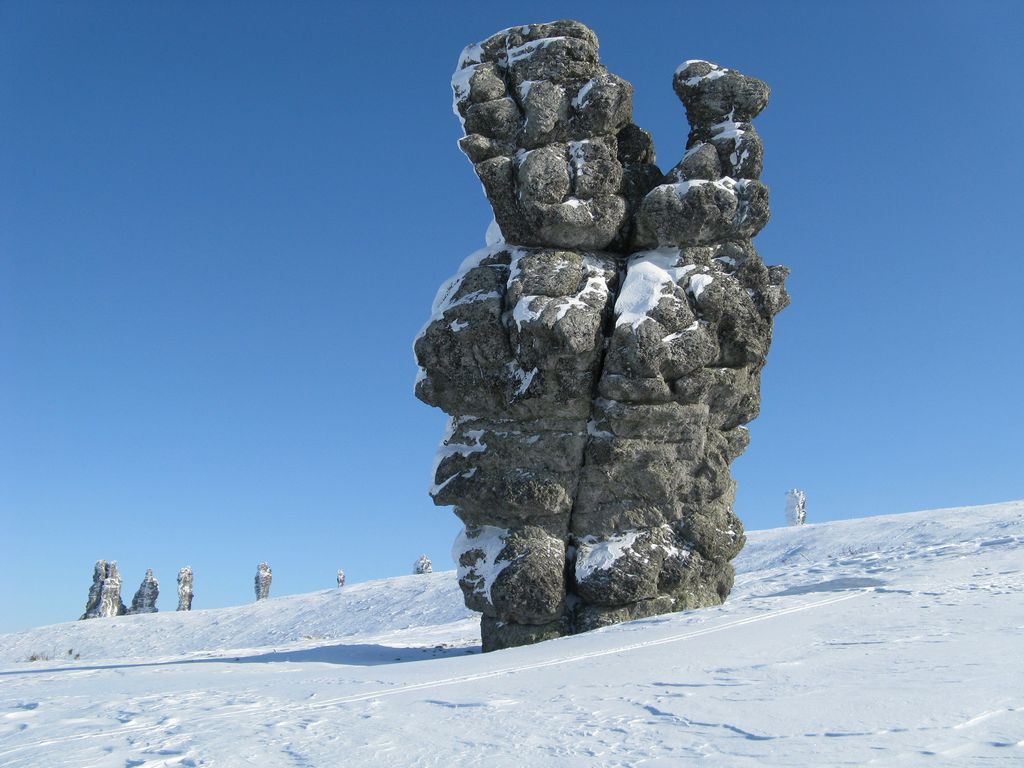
80, 560, 127, 619
415, 21, 789, 651
177, 566, 194, 611
255, 562, 272, 602
129, 568, 159, 614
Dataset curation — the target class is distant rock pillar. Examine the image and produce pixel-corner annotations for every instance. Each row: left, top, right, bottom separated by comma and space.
129, 569, 159, 614
255, 562, 272, 601
785, 489, 807, 526
80, 560, 127, 619
177, 566, 194, 611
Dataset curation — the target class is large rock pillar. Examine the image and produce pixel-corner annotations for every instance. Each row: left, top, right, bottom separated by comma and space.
415, 22, 788, 650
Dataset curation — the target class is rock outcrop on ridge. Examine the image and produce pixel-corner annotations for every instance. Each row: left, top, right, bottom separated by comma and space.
80, 560, 127, 619
129, 569, 159, 614
414, 20, 789, 651
177, 566, 194, 611
255, 563, 272, 602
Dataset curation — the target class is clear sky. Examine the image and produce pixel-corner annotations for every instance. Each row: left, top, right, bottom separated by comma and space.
2, 1, 1022, 633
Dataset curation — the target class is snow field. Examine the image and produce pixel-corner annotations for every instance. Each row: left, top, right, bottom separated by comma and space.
1, 501, 1021, 766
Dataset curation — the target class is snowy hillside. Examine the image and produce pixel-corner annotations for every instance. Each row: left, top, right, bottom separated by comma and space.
2, 501, 1022, 766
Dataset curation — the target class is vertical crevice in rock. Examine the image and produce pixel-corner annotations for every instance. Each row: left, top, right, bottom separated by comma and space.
416, 21, 788, 651
128, 569, 159, 614
80, 560, 127, 619
177, 566, 194, 611
254, 562, 272, 602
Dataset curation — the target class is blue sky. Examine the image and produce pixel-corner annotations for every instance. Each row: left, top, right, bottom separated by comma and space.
2, 1, 1021, 633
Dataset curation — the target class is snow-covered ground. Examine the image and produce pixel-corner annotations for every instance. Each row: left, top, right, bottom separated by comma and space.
2, 501, 1022, 766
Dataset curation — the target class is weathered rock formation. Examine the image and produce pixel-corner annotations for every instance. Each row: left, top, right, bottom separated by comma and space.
786, 489, 807, 526
177, 566, 194, 611
255, 562, 272, 601
80, 560, 127, 619
129, 569, 159, 614
415, 20, 789, 651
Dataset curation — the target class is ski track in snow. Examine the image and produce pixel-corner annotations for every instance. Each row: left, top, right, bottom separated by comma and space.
1, 500, 1022, 766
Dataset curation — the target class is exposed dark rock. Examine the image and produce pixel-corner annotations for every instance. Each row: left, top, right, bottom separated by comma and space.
177, 566, 194, 611
417, 20, 788, 650
255, 562, 272, 601
80, 560, 127, 619
128, 569, 159, 614
786, 489, 807, 526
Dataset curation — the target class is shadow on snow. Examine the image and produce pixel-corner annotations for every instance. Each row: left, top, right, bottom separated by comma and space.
1, 641, 480, 677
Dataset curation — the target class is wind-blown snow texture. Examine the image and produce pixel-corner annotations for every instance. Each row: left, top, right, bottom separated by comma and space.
2, 501, 1021, 766
415, 20, 789, 650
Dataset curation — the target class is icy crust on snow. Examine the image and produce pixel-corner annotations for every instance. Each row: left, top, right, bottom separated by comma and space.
709, 116, 745, 141
430, 418, 487, 496
507, 362, 538, 396
670, 177, 745, 196
567, 140, 588, 175
510, 252, 611, 331
571, 79, 595, 109
687, 273, 714, 300
507, 36, 567, 64
574, 530, 641, 581
450, 64, 478, 115
708, 116, 752, 170
414, 243, 523, 350
452, 525, 513, 601
485, 218, 505, 245
613, 248, 697, 329
457, 42, 484, 69
674, 59, 729, 83
453, 25, 579, 73
574, 526, 689, 584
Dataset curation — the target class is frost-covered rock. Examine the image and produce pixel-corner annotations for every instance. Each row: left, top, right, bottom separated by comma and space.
336, 569, 346, 588
129, 569, 159, 614
417, 20, 788, 651
786, 489, 807, 526
254, 563, 272, 601
413, 555, 433, 575
449, 20, 659, 251
80, 560, 127, 619
454, 525, 565, 625
177, 566, 193, 611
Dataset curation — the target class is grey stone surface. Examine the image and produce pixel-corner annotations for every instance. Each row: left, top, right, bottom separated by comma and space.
80, 560, 127, 619
128, 569, 159, 614
177, 566, 194, 611
255, 562, 272, 601
450, 21, 656, 250
417, 20, 789, 650
786, 489, 807, 526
